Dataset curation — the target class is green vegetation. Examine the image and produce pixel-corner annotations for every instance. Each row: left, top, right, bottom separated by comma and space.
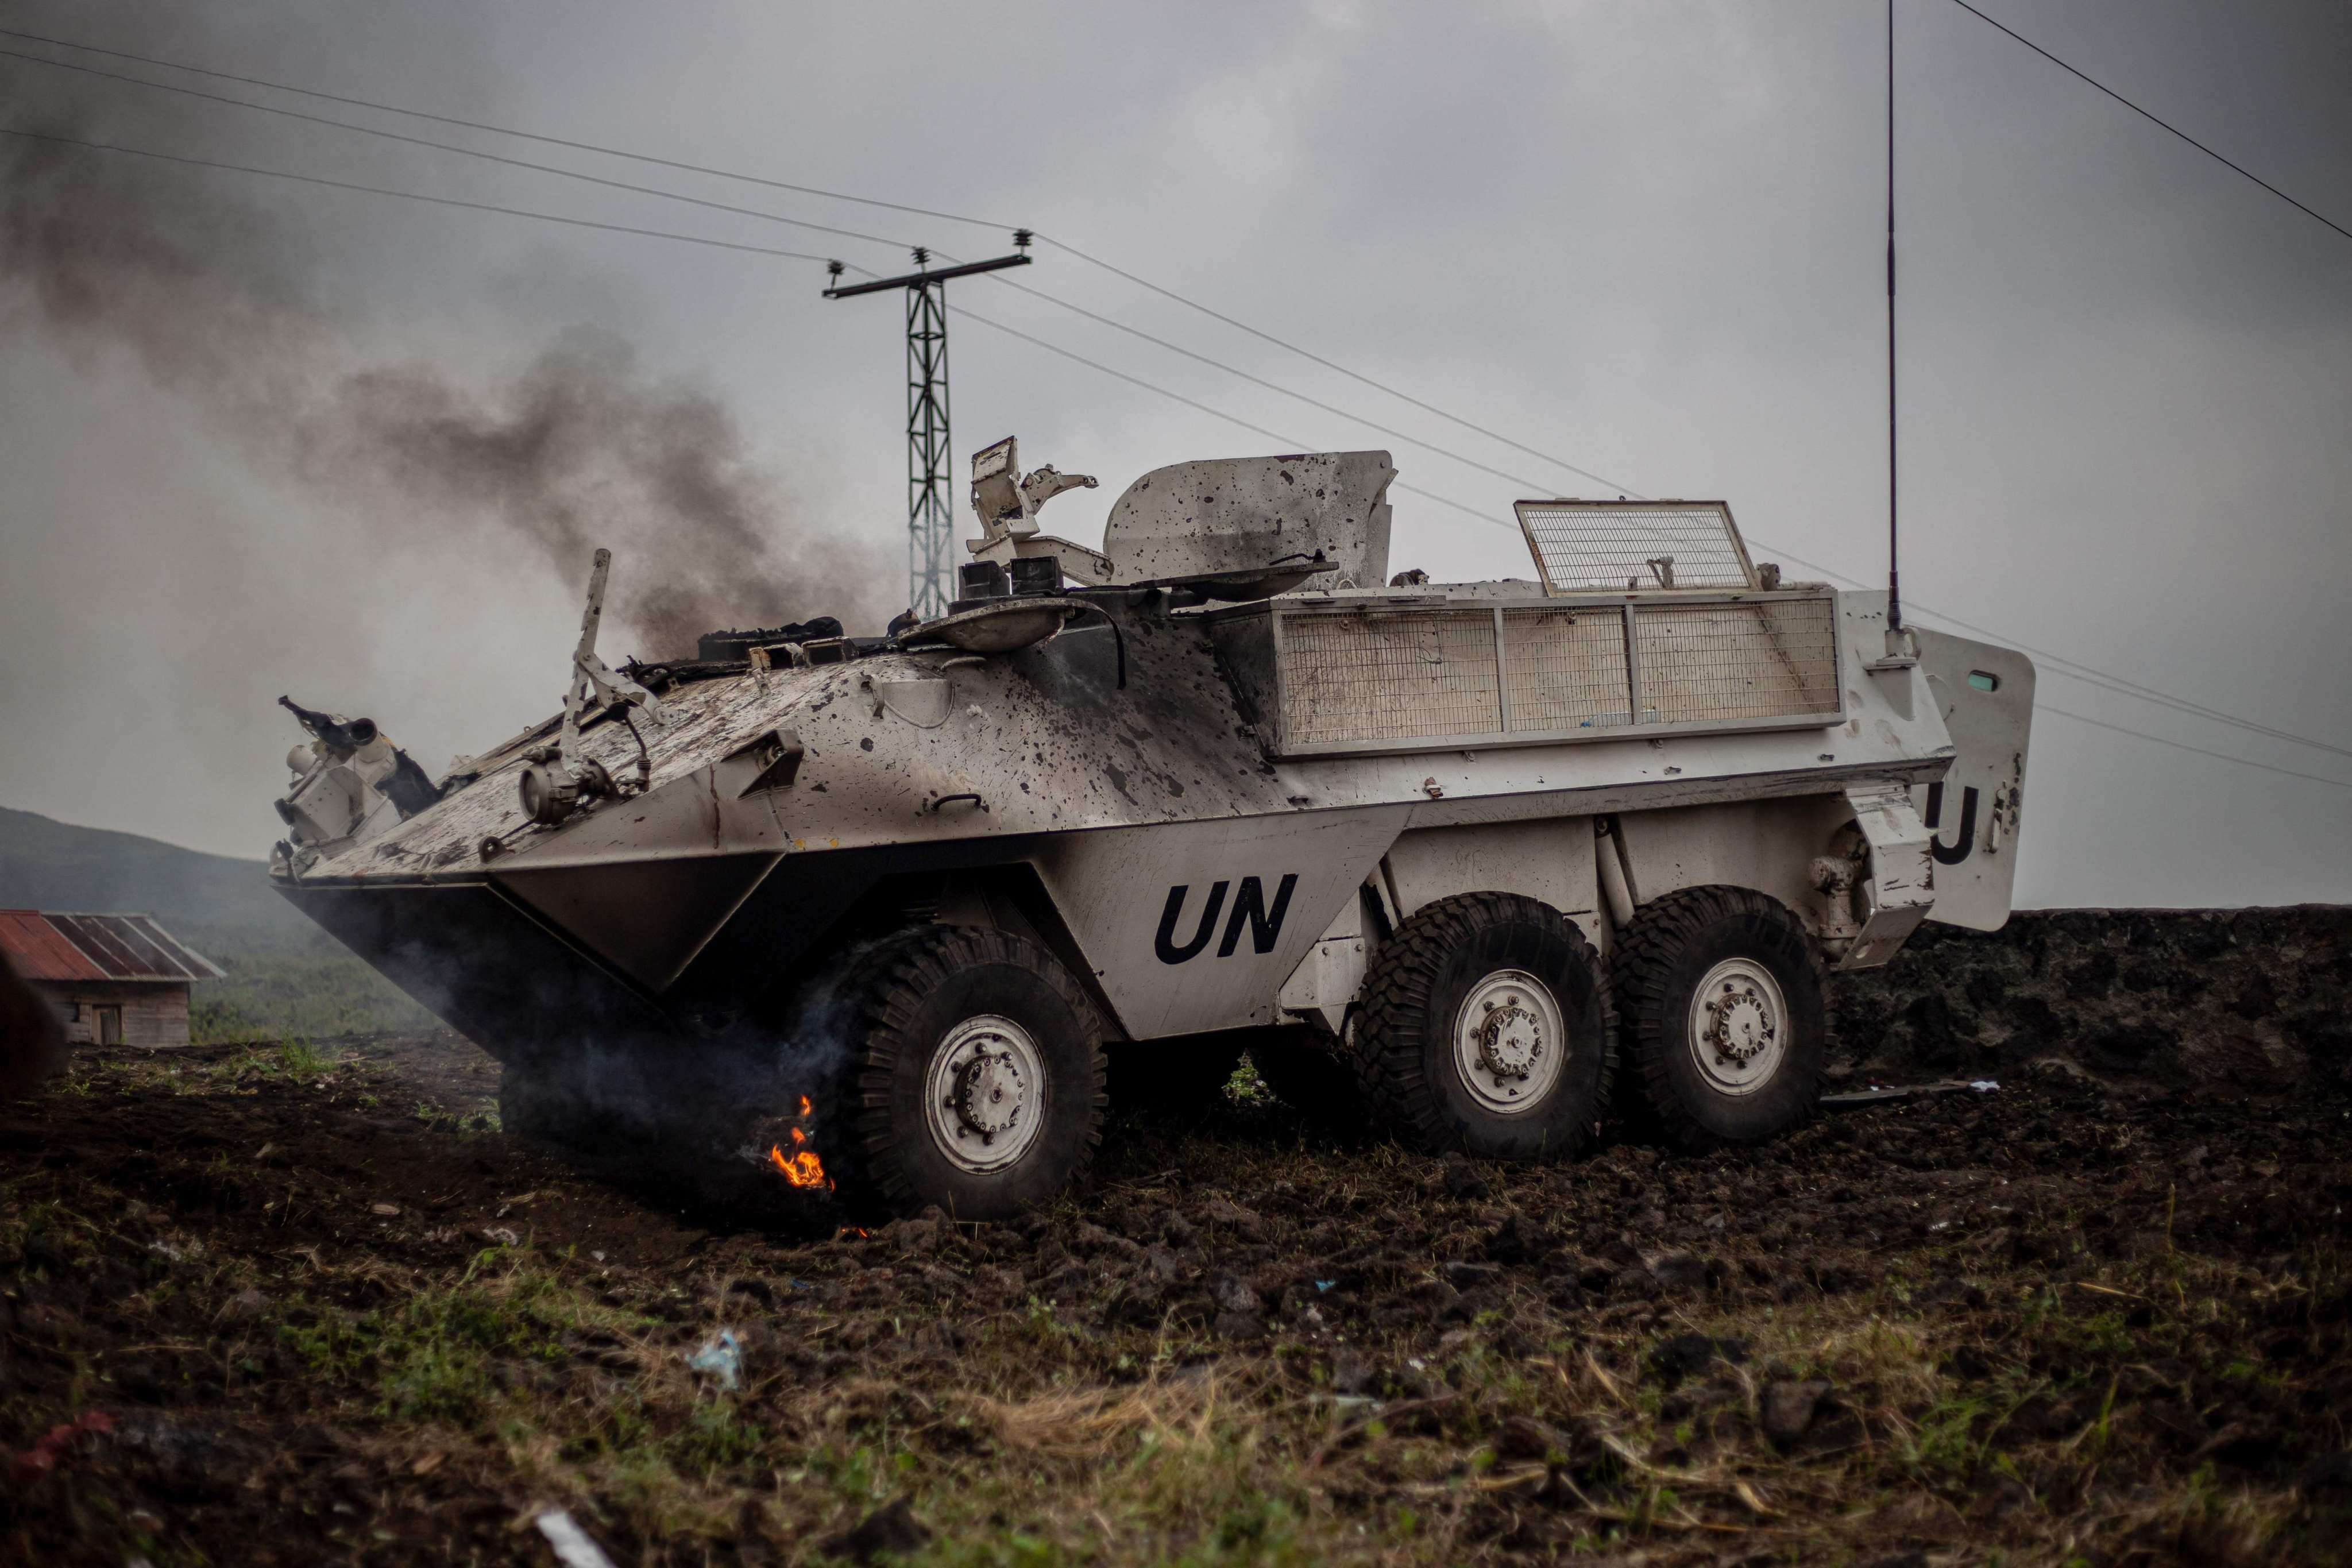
202, 1037, 338, 1081
191, 953, 435, 1042
286, 1250, 645, 1423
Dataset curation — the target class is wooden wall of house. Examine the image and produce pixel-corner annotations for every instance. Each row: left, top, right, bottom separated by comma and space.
34, 981, 192, 1048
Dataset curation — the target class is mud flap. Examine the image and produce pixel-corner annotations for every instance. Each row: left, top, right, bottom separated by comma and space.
1910, 631, 2037, 932
1838, 782, 1934, 970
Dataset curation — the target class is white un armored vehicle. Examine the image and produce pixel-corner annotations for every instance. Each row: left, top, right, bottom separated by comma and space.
267, 440, 2033, 1219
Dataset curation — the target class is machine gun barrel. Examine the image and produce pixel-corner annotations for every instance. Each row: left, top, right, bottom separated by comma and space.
277, 694, 377, 754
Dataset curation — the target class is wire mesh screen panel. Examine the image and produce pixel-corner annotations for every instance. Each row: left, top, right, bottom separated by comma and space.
1515, 501, 1755, 592
1632, 593, 1840, 724
1279, 609, 1501, 746
1501, 607, 1632, 731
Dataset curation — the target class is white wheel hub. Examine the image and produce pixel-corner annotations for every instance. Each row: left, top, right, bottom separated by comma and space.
924, 1014, 1046, 1173
1451, 970, 1567, 1116
1688, 957, 1787, 1096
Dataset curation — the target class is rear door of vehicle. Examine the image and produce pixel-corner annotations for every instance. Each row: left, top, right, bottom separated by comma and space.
1910, 629, 2036, 930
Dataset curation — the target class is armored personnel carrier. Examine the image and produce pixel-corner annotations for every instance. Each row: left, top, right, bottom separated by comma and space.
268, 440, 2032, 1219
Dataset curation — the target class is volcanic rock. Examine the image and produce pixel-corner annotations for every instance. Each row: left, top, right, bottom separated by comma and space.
1440, 1157, 1491, 1200
1760, 1380, 1832, 1447
820, 1497, 930, 1564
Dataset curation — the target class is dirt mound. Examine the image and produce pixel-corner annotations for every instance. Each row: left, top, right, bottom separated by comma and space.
1835, 905, 2352, 1090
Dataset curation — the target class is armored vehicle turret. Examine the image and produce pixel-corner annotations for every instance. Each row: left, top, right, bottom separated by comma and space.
268, 441, 2032, 1219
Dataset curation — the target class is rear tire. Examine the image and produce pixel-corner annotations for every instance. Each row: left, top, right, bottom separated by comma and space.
1612, 886, 1827, 1150
1353, 892, 1610, 1160
818, 925, 1107, 1221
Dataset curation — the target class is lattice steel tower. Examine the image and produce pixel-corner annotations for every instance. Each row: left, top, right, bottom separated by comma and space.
827, 239, 1034, 620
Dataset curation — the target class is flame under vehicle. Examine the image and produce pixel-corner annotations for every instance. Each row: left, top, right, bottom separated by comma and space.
268, 439, 2033, 1219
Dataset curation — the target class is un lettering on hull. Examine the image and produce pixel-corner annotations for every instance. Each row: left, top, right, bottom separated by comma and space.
1030, 807, 1410, 1038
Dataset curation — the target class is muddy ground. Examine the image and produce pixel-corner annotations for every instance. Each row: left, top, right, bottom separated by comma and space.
3, 916, 2350, 1565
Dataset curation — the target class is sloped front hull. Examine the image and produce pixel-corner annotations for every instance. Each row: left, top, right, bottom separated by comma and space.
277, 880, 674, 1062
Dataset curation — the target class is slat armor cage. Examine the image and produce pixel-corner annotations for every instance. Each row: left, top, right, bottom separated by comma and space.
1208, 589, 1844, 759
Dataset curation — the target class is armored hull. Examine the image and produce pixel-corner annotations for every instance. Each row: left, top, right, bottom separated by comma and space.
269, 449, 2034, 1216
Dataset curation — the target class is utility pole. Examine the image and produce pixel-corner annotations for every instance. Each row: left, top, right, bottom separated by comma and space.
827, 235, 1034, 619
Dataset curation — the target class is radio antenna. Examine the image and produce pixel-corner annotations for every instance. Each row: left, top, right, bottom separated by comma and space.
1885, 0, 1904, 639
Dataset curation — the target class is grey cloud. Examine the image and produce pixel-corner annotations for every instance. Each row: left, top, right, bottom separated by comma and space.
0, 0, 2345, 910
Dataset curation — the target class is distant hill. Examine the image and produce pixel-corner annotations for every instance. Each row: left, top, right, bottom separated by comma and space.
0, 807, 320, 957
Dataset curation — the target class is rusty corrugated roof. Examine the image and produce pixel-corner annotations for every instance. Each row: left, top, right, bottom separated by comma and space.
0, 910, 105, 983
0, 910, 223, 983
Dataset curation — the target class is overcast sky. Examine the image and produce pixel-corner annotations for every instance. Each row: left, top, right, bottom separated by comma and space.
1, 0, 2346, 907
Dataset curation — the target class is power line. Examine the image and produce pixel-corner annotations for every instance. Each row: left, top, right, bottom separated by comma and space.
1791, 561, 2352, 764
1926, 628, 2352, 763
0, 22, 1021, 235
945, 253, 2352, 766
0, 28, 1637, 495
903, 277, 2352, 763
2039, 704, 2352, 793
971, 231, 2344, 754
0, 40, 1816, 566
1010, 267, 2343, 759
1694, 538, 2352, 764
0, 24, 1628, 493
1, 30, 1637, 527
1032, 234, 1642, 496
948, 305, 1542, 533
0, 44, 926, 257
0, 0, 1857, 547
8, 24, 2345, 774
980, 272, 1578, 499
1945, 0, 2352, 246
956, 307, 2352, 791
0, 126, 860, 270
954, 308, 1299, 449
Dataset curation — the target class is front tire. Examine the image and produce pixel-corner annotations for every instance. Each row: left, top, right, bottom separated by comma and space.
1353, 893, 1610, 1160
821, 925, 1107, 1221
1612, 886, 1828, 1150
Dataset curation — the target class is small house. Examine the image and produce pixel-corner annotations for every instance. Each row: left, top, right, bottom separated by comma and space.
0, 910, 224, 1048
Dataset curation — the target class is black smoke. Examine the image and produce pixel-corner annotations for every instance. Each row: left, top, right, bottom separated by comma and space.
0, 7, 892, 652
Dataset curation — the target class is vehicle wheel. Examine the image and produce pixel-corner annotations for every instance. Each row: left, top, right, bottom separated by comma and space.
819, 925, 1107, 1221
1612, 886, 1828, 1150
1104, 1033, 1246, 1120
1250, 1026, 1370, 1137
1352, 892, 1611, 1160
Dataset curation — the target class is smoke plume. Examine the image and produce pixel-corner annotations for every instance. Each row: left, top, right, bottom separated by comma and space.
0, 10, 892, 654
